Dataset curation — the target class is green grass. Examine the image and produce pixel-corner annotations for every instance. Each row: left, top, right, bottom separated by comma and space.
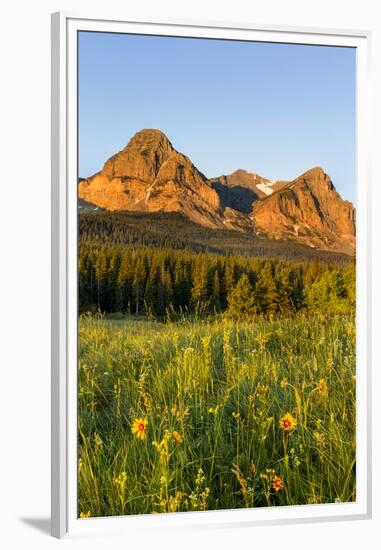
78, 312, 356, 517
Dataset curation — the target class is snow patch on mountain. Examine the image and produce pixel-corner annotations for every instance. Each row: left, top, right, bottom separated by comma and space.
256, 183, 274, 196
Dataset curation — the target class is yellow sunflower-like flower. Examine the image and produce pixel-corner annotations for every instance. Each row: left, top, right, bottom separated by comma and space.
79, 511, 91, 518
272, 475, 284, 492
172, 431, 184, 444
280, 378, 288, 389
279, 412, 297, 432
131, 417, 148, 440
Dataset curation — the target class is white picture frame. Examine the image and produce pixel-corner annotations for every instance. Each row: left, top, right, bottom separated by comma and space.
51, 11, 372, 539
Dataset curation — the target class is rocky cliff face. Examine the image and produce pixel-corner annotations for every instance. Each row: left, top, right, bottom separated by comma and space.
79, 130, 356, 255
79, 129, 224, 228
251, 167, 356, 254
211, 169, 289, 205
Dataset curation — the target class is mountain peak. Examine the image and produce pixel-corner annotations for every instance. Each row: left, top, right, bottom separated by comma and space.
127, 128, 172, 143
299, 166, 326, 179
231, 168, 250, 176
252, 166, 355, 254
79, 129, 223, 228
124, 128, 174, 152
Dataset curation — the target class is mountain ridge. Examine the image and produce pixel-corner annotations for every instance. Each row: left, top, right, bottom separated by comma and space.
78, 129, 356, 255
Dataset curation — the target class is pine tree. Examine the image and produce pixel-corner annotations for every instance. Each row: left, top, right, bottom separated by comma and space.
254, 262, 272, 313
157, 265, 173, 316
144, 278, 155, 317
133, 255, 147, 315
174, 260, 189, 310
108, 250, 121, 312
95, 250, 108, 311
223, 258, 236, 307
227, 273, 255, 319
117, 253, 133, 312
191, 256, 209, 308
211, 269, 221, 312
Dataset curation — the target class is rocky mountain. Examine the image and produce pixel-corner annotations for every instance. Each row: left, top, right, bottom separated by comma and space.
251, 167, 356, 255
78, 129, 225, 229
79, 129, 356, 255
211, 169, 289, 209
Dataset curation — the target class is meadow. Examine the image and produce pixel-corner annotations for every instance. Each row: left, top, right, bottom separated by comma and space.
78, 311, 356, 517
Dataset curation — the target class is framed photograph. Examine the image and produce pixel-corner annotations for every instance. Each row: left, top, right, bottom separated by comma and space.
51, 12, 372, 538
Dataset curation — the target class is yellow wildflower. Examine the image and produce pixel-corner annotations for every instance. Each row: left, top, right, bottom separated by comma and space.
279, 412, 297, 432
79, 511, 91, 518
113, 471, 128, 488
172, 431, 184, 444
131, 417, 148, 440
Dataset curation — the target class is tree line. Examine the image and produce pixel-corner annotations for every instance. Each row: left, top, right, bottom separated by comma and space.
79, 212, 353, 265
79, 244, 355, 318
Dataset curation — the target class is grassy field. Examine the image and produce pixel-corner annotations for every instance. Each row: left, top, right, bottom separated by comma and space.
78, 312, 356, 518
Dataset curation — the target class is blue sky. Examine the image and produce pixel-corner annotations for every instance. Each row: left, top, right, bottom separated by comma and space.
78, 32, 356, 203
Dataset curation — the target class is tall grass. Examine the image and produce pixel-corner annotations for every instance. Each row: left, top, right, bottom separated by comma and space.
78, 312, 356, 517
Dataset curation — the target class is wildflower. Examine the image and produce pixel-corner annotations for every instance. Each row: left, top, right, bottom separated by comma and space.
280, 378, 288, 389
260, 468, 275, 480
153, 432, 171, 465
113, 471, 128, 488
316, 378, 328, 397
131, 417, 148, 440
168, 492, 185, 513
231, 464, 248, 498
79, 511, 91, 518
172, 431, 184, 444
313, 431, 325, 444
279, 412, 297, 432
290, 448, 301, 467
93, 432, 103, 449
255, 332, 272, 349
189, 468, 210, 511
272, 475, 284, 492
171, 404, 190, 420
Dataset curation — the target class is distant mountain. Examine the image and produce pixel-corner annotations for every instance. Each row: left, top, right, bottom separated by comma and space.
79, 129, 356, 255
210, 169, 289, 210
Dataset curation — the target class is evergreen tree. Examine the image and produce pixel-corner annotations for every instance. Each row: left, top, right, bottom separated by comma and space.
78, 242, 355, 319
157, 265, 173, 316
227, 273, 255, 319
223, 258, 236, 307
95, 250, 108, 311
133, 255, 147, 314
211, 269, 221, 312
117, 253, 133, 312
191, 256, 209, 308
174, 260, 190, 310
